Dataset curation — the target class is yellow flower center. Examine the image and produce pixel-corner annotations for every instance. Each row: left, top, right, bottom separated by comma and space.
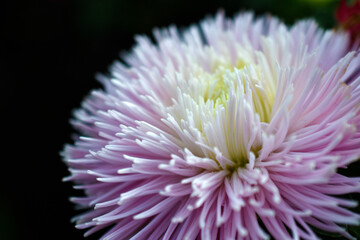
199, 55, 275, 123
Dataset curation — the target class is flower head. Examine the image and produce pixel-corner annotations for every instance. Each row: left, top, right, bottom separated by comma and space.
63, 11, 360, 240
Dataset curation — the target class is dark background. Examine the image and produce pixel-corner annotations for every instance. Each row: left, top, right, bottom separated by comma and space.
3, 0, 354, 239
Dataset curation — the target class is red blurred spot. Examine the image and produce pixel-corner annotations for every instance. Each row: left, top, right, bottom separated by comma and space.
336, 0, 360, 43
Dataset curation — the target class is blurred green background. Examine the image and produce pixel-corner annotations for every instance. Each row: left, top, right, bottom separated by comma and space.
72, 0, 340, 35
4, 0, 358, 240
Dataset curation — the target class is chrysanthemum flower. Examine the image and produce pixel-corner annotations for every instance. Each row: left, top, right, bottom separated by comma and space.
63, 11, 360, 240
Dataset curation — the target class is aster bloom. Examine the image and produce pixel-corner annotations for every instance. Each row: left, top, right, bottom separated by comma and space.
63, 11, 360, 240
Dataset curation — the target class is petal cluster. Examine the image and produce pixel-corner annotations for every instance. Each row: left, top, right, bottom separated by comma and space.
63, 12, 360, 240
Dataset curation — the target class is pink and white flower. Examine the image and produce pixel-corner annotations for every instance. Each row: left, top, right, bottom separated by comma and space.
63, 11, 360, 240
